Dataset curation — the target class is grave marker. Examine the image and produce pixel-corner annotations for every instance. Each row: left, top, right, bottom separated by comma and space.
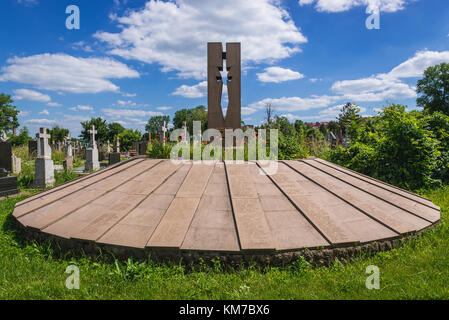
85, 125, 100, 172
33, 127, 55, 188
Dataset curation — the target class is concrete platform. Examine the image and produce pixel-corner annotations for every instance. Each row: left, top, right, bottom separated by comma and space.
12, 157, 441, 262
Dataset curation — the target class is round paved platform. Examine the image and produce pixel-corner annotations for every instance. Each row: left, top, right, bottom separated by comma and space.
12, 157, 441, 262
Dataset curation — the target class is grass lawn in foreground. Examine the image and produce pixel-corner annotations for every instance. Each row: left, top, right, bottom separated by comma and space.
0, 186, 447, 299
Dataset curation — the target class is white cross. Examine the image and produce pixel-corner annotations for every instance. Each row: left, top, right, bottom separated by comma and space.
37, 127, 51, 158
88, 125, 97, 148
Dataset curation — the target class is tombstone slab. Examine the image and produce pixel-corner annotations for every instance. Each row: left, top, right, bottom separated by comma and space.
28, 140, 38, 158
109, 152, 121, 166
0, 142, 12, 173
33, 128, 55, 188
85, 125, 100, 172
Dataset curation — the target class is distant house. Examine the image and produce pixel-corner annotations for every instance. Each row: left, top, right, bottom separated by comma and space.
307, 122, 329, 130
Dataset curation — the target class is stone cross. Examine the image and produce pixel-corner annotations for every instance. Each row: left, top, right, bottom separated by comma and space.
207, 42, 241, 130
182, 121, 187, 142
66, 138, 73, 158
88, 125, 98, 149
37, 127, 51, 159
160, 120, 167, 145
0, 131, 7, 142
115, 136, 120, 153
34, 127, 55, 188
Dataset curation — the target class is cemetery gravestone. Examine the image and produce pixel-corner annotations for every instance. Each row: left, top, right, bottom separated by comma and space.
0, 141, 18, 197
85, 125, 100, 172
108, 136, 121, 166
28, 139, 38, 158
12, 154, 21, 174
160, 120, 167, 146
33, 127, 55, 188
63, 137, 73, 171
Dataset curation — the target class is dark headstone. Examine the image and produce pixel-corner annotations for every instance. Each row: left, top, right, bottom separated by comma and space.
0, 142, 12, 173
0, 176, 18, 197
109, 152, 121, 166
139, 141, 148, 155
28, 140, 38, 158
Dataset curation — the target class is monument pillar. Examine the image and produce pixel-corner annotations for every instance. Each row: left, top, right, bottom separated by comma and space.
207, 42, 241, 131
85, 125, 100, 172
33, 127, 55, 188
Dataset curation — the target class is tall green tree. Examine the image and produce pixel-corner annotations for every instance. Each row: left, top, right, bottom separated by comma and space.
107, 122, 125, 142
80, 117, 108, 143
0, 94, 19, 135
337, 102, 362, 138
118, 129, 142, 151
173, 105, 208, 134
417, 62, 449, 115
146, 115, 170, 137
49, 126, 70, 143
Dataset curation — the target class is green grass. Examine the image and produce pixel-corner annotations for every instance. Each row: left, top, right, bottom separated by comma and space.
0, 187, 447, 300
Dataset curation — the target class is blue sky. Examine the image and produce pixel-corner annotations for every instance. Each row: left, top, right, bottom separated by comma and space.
1, 0, 449, 136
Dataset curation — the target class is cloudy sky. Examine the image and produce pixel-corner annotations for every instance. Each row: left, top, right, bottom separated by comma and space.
1, 0, 448, 136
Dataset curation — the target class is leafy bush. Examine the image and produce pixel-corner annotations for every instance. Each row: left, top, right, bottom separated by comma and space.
147, 141, 173, 159
329, 104, 442, 190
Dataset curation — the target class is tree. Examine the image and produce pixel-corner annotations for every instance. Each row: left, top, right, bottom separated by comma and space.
49, 126, 69, 143
417, 62, 449, 115
9, 126, 30, 146
337, 102, 361, 138
173, 105, 208, 134
265, 103, 274, 125
0, 94, 19, 135
80, 117, 108, 143
107, 122, 125, 142
146, 115, 170, 137
118, 129, 142, 151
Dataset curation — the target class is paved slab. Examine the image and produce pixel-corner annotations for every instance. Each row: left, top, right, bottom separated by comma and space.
12, 158, 441, 256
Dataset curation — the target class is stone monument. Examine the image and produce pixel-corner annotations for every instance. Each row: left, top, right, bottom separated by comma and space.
28, 139, 38, 158
160, 120, 167, 146
207, 42, 241, 131
0, 138, 18, 197
108, 136, 121, 166
63, 135, 73, 171
85, 125, 100, 172
33, 127, 55, 188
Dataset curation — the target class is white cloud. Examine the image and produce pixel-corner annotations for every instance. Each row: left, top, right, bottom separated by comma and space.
257, 67, 304, 83
156, 106, 172, 111
0, 53, 139, 94
72, 41, 94, 53
121, 92, 137, 97
299, 0, 410, 13
94, 0, 307, 79
172, 81, 207, 98
331, 50, 449, 102
388, 50, 449, 78
17, 0, 38, 6
248, 95, 340, 112
18, 111, 31, 117
39, 109, 50, 115
69, 105, 94, 112
101, 108, 163, 119
13, 89, 50, 102
117, 100, 150, 108
47, 102, 62, 107
25, 118, 56, 125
